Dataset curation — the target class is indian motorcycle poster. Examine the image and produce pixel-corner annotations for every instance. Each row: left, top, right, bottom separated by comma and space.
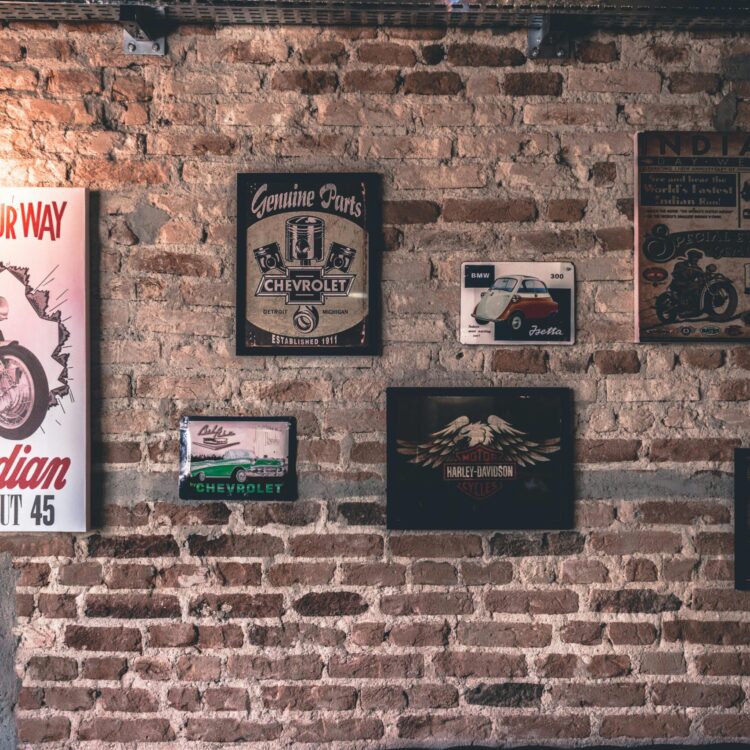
237, 173, 380, 356
387, 388, 573, 531
636, 131, 750, 342
0, 187, 88, 532
460, 261, 575, 345
179, 416, 297, 501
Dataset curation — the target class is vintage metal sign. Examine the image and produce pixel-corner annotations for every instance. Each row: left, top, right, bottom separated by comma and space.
237, 173, 380, 355
0, 187, 88, 532
460, 261, 575, 345
179, 416, 296, 501
736, 449, 750, 590
636, 131, 750, 342
387, 388, 573, 530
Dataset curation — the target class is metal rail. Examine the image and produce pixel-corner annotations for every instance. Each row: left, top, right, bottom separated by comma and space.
0, 0, 747, 29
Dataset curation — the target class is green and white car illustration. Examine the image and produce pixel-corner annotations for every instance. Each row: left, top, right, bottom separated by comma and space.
190, 449, 285, 483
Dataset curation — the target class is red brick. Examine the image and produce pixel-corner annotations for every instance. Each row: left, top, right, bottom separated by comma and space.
443, 198, 537, 223
486, 589, 579, 614
433, 651, 526, 678
576, 40, 619, 63
383, 200, 440, 225
328, 654, 423, 679
496, 716, 591, 740
577, 439, 640, 462
190, 593, 284, 618
27, 656, 78, 682
547, 198, 587, 222
17, 717, 71, 743
599, 714, 691, 739
398, 714, 491, 741
341, 562, 405, 586
85, 593, 180, 619
447, 44, 525, 67
82, 657, 128, 680
491, 349, 548, 373
458, 621, 551, 648
560, 620, 603, 645
389, 621, 450, 647
390, 534, 482, 558
289, 533, 383, 557
342, 69, 399, 94
78, 718, 175, 742
65, 625, 142, 652
227, 654, 323, 680
608, 622, 657, 645
402, 71, 463, 94
289, 718, 384, 742
650, 438, 740, 462
358, 42, 415, 66
381, 592, 474, 615
262, 685, 357, 711
549, 682, 644, 707
99, 687, 158, 712
271, 70, 337, 93
504, 72, 563, 96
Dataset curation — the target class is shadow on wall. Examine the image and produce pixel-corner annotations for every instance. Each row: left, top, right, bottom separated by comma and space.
0, 553, 17, 750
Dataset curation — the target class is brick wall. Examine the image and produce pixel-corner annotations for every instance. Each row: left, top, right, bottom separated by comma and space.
1, 18, 749, 747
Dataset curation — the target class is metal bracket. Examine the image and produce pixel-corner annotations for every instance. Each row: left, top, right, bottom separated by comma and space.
120, 5, 166, 56
528, 14, 570, 60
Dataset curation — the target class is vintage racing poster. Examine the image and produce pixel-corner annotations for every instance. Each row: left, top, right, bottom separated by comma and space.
460, 261, 575, 345
237, 173, 380, 355
0, 187, 88, 532
636, 131, 750, 342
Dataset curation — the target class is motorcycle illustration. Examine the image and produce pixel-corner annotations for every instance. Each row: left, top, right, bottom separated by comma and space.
655, 263, 738, 324
0, 296, 49, 439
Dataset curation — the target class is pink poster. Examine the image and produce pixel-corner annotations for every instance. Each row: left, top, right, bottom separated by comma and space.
0, 188, 88, 532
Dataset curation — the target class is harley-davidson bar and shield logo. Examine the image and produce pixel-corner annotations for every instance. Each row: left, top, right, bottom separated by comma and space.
387, 388, 573, 531
237, 173, 380, 355
442, 445, 517, 499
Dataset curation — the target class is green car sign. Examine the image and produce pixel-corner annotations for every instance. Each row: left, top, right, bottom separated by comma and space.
190, 449, 285, 483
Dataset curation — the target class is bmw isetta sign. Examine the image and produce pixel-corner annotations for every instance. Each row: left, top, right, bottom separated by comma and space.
0, 187, 88, 532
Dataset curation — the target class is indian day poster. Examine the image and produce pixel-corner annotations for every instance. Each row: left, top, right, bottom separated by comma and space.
0, 188, 88, 531
636, 131, 750, 341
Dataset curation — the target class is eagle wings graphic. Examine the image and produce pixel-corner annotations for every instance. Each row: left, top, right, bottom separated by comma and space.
396, 415, 560, 468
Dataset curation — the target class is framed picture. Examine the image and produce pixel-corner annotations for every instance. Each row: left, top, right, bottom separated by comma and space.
387, 388, 573, 530
736, 449, 750, 590
0, 187, 88, 532
179, 417, 297, 501
460, 261, 575, 345
237, 172, 380, 356
636, 131, 750, 342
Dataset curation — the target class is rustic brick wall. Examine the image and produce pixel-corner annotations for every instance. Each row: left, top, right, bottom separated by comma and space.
1, 18, 750, 748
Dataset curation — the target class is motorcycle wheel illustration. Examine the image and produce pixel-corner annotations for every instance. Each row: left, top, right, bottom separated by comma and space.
655, 291, 679, 324
0, 343, 49, 440
703, 279, 738, 321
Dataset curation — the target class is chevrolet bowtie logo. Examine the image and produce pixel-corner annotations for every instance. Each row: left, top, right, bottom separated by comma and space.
256, 267, 355, 305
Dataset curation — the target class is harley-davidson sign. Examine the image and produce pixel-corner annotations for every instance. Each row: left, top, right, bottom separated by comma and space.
237, 173, 380, 355
0, 187, 88, 532
387, 388, 573, 531
636, 131, 750, 342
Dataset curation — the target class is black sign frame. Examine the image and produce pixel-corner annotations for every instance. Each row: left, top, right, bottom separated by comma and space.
736, 448, 750, 590
179, 415, 297, 502
237, 172, 381, 356
387, 387, 574, 531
